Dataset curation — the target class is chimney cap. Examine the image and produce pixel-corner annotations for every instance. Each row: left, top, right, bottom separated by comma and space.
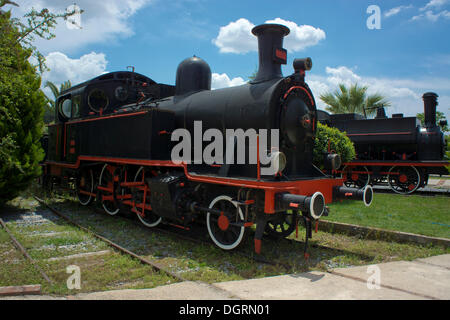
423, 92, 438, 99
251, 23, 290, 36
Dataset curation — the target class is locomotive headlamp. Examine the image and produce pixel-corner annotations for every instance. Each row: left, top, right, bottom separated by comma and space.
293, 57, 312, 72
270, 151, 287, 174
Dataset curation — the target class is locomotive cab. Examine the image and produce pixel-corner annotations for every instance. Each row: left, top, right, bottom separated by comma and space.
54, 71, 176, 121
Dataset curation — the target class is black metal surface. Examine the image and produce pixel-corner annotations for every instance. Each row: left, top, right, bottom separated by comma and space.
293, 58, 312, 72
148, 172, 185, 219
276, 192, 325, 217
423, 92, 438, 128
334, 186, 371, 203
67, 109, 174, 162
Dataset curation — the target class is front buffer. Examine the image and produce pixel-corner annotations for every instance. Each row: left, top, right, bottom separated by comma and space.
252, 177, 373, 257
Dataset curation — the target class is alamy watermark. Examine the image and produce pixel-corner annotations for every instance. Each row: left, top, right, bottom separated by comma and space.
366, 265, 381, 289
66, 265, 81, 290
171, 121, 283, 175
367, 5, 381, 29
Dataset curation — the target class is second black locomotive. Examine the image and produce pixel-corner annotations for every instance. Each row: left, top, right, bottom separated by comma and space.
318, 93, 448, 194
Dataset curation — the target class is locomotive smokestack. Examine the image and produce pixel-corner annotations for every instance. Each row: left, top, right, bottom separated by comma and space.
251, 24, 290, 83
375, 106, 387, 119
423, 92, 438, 128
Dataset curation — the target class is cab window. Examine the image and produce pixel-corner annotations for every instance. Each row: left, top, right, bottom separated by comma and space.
59, 95, 81, 119
60, 98, 72, 118
88, 88, 109, 112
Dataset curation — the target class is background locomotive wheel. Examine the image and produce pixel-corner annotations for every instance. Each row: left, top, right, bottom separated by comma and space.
133, 167, 162, 227
76, 169, 94, 206
342, 165, 370, 189
265, 211, 297, 238
206, 195, 246, 250
387, 166, 420, 194
99, 164, 120, 215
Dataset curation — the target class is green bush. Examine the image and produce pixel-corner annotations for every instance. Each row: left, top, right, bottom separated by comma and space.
313, 122, 355, 169
0, 10, 46, 205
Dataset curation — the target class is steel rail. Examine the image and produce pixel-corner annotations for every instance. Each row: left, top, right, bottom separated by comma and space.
43, 193, 300, 271
0, 218, 53, 285
34, 196, 187, 283
41, 194, 366, 270
91, 206, 293, 272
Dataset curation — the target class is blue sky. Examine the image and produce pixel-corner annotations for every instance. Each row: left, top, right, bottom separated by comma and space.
11, 0, 450, 120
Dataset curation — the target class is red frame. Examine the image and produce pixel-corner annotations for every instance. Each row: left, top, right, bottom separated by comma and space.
45, 155, 343, 214
343, 161, 449, 167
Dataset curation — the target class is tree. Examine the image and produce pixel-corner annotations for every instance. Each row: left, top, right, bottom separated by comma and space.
320, 83, 391, 117
43, 80, 72, 124
416, 111, 449, 133
0, 2, 79, 204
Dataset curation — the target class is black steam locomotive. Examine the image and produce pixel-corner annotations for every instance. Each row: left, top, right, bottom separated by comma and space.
318, 93, 448, 194
42, 24, 372, 255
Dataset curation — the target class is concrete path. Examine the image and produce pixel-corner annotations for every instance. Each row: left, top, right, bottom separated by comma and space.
427, 178, 450, 189
3, 254, 449, 300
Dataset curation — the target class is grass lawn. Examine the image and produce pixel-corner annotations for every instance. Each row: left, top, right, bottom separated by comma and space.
325, 193, 450, 239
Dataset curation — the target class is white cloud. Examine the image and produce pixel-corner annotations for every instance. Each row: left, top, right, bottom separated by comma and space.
324, 66, 362, 87
40, 51, 108, 97
265, 18, 326, 53
310, 66, 419, 101
384, 5, 413, 18
420, 0, 449, 11
212, 18, 256, 54
11, 0, 153, 53
211, 73, 246, 89
307, 66, 450, 120
412, 0, 450, 21
212, 18, 325, 54
411, 9, 450, 21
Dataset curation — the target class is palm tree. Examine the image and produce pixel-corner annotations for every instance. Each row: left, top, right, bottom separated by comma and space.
43, 80, 71, 123
320, 83, 391, 117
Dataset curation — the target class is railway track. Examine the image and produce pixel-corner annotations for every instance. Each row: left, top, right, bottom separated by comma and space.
38, 188, 426, 286
0, 218, 53, 285
38, 192, 381, 275
34, 196, 188, 282
372, 185, 450, 197
3, 191, 440, 297
37, 195, 294, 272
